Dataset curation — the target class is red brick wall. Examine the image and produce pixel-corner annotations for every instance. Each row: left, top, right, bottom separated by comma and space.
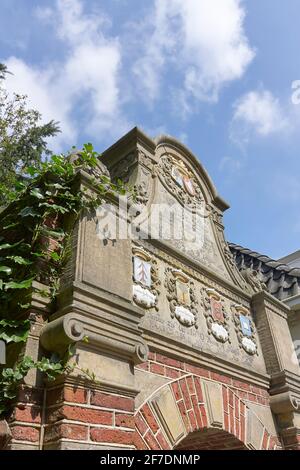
135, 351, 281, 450
5, 351, 285, 450
137, 351, 270, 404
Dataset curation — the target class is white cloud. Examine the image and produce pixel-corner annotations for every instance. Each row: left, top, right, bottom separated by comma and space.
232, 90, 289, 135
4, 0, 129, 152
132, 0, 254, 108
230, 90, 290, 146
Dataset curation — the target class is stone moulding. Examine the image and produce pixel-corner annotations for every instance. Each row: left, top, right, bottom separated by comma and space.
40, 311, 149, 365
40, 282, 149, 365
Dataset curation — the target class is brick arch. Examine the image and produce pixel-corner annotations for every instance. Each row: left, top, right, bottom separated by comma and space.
134, 374, 278, 450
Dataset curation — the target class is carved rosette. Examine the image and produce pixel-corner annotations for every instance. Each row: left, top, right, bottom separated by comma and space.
159, 154, 203, 208
231, 304, 258, 355
202, 288, 230, 343
132, 246, 160, 310
164, 267, 198, 328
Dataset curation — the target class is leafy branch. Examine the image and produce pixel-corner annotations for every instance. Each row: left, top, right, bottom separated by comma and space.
0, 143, 126, 417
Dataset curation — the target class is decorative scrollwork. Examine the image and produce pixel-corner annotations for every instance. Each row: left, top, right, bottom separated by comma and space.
158, 154, 203, 207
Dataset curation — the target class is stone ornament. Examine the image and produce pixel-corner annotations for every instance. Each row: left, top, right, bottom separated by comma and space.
132, 247, 160, 310
159, 154, 203, 206
231, 304, 258, 355
202, 288, 230, 343
240, 268, 267, 293
165, 268, 198, 328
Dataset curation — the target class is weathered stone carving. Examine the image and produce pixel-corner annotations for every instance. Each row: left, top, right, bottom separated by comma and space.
110, 151, 136, 183
165, 267, 198, 327
202, 288, 230, 343
132, 246, 160, 310
240, 268, 267, 293
159, 154, 203, 207
231, 304, 258, 355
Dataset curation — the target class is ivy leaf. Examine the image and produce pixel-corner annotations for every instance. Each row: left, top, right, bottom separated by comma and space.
25, 166, 38, 176
30, 188, 44, 200
0, 266, 12, 275
50, 252, 60, 262
7, 256, 32, 265
5, 278, 33, 290
0, 241, 21, 251
0, 318, 30, 343
18, 207, 40, 218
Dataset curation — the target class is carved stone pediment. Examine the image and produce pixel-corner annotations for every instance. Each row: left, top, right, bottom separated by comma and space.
101, 128, 249, 290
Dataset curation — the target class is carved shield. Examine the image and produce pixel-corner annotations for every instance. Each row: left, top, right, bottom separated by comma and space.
210, 298, 224, 323
239, 314, 252, 337
183, 175, 195, 196
176, 279, 190, 306
171, 166, 184, 188
133, 256, 151, 287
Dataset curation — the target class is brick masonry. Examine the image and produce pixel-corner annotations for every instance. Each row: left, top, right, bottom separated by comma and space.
5, 351, 287, 450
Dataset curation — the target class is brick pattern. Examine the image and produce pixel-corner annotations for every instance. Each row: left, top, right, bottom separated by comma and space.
136, 352, 270, 405
134, 358, 280, 451
44, 385, 135, 449
7, 386, 44, 449
6, 353, 284, 451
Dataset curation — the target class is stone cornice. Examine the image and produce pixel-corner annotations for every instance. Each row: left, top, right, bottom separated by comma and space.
142, 328, 270, 389
40, 281, 148, 365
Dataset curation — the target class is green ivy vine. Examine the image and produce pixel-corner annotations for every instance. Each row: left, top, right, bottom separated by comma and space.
0, 144, 125, 417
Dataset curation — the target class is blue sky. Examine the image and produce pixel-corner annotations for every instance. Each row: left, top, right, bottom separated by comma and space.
1, 0, 300, 260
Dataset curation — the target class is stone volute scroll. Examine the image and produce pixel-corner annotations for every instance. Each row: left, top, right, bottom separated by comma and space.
231, 304, 258, 355
202, 288, 230, 343
132, 246, 160, 310
165, 267, 198, 328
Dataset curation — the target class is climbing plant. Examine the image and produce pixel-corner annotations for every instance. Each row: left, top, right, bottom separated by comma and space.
0, 143, 125, 416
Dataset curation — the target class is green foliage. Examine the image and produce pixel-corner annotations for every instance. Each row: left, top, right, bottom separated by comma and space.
0, 62, 60, 205
0, 353, 71, 415
0, 141, 126, 417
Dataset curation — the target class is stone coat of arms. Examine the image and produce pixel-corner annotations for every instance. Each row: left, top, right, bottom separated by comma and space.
232, 304, 258, 355
165, 268, 198, 328
132, 246, 160, 310
202, 288, 230, 343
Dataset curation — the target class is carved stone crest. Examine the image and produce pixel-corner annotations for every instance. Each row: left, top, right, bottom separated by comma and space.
164, 268, 198, 327
231, 304, 258, 355
159, 154, 203, 207
132, 247, 160, 310
202, 288, 230, 343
